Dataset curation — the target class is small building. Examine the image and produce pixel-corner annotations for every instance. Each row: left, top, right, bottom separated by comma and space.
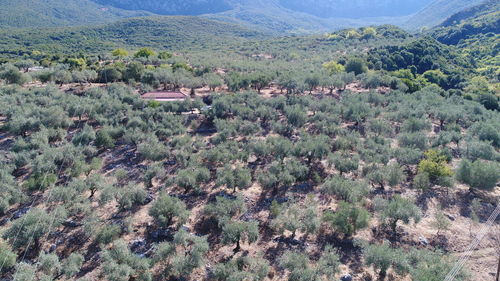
141, 91, 188, 102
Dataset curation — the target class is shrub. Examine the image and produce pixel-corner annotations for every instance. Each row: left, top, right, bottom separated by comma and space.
149, 193, 189, 229
417, 150, 453, 181
12, 263, 37, 281
176, 166, 211, 192
328, 152, 359, 175
413, 172, 431, 191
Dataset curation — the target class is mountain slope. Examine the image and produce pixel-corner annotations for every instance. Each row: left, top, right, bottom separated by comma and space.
404, 0, 485, 30
0, 0, 151, 28
0, 16, 265, 55
93, 0, 232, 15
278, 0, 434, 19
431, 0, 499, 44
429, 0, 499, 79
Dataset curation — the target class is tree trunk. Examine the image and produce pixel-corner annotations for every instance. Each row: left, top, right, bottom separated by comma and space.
234, 239, 241, 252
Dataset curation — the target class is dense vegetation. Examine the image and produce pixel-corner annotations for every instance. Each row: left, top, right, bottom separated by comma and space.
0, 0, 151, 28
0, 2, 498, 281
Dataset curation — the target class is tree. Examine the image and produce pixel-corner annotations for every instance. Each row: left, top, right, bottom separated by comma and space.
134, 47, 155, 58
213, 255, 270, 281
323, 201, 370, 237
456, 159, 499, 192
345, 58, 368, 75
102, 240, 151, 281
222, 220, 259, 252
0, 64, 31, 85
153, 229, 208, 278
216, 165, 252, 193
322, 175, 368, 203
304, 75, 320, 93
322, 61, 345, 75
250, 73, 272, 94
0, 240, 16, 272
157, 51, 173, 60
3, 208, 61, 250
417, 150, 453, 182
53, 69, 72, 85
432, 206, 451, 235
279, 246, 340, 281
478, 93, 499, 111
203, 72, 223, 91
63, 253, 84, 278
363, 242, 404, 278
374, 195, 422, 232
112, 48, 129, 58
204, 196, 247, 228
328, 152, 359, 175
149, 193, 189, 229
176, 166, 210, 192
124, 62, 145, 82
270, 198, 320, 238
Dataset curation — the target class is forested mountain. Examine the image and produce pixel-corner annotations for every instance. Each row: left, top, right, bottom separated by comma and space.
404, 0, 485, 30
0, 16, 264, 56
0, 0, 151, 28
93, 0, 233, 16
0, 0, 482, 32
278, 0, 434, 19
430, 0, 499, 80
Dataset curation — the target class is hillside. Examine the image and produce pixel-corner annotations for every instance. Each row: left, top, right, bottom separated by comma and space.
278, 0, 434, 19
432, 0, 500, 44
0, 16, 265, 56
429, 0, 499, 80
404, 0, 485, 30
0, 0, 483, 32
93, 0, 232, 16
0, 0, 151, 28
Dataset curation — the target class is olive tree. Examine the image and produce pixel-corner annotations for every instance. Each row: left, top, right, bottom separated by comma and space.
149, 193, 189, 229
323, 201, 370, 238
374, 195, 422, 232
